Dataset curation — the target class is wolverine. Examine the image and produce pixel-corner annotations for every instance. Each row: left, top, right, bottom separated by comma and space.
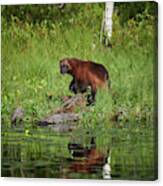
60, 58, 111, 105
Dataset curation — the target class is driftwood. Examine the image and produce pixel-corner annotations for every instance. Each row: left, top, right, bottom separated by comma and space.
56, 94, 87, 113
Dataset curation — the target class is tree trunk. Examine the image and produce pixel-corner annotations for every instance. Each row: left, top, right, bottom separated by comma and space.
100, 2, 114, 47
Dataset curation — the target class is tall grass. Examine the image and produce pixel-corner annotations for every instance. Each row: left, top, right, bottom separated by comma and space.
1, 12, 156, 129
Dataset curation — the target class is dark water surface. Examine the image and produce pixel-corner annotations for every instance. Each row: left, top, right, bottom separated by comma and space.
1, 122, 157, 180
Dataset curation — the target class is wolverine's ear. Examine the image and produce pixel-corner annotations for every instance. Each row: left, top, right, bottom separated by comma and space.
63, 59, 69, 65
60, 58, 68, 65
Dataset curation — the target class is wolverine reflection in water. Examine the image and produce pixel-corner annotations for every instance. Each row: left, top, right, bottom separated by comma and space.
62, 137, 111, 179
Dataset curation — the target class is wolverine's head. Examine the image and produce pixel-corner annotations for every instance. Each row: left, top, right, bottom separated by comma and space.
59, 58, 72, 74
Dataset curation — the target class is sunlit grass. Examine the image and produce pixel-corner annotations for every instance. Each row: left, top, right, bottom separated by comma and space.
2, 18, 155, 129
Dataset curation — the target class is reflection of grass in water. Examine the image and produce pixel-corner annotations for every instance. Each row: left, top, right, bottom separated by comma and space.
1, 122, 155, 179
1, 15, 157, 179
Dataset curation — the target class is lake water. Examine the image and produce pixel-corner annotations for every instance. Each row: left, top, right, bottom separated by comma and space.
1, 122, 157, 180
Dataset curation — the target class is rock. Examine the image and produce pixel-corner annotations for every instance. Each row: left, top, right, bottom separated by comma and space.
48, 124, 77, 133
37, 113, 80, 126
11, 107, 24, 125
37, 95, 86, 132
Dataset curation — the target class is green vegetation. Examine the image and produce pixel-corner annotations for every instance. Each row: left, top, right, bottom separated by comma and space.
1, 2, 157, 180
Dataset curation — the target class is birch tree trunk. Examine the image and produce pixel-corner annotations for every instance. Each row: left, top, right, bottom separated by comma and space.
100, 2, 114, 47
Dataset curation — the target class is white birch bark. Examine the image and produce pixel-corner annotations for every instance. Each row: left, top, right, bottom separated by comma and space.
104, 2, 114, 39
100, 2, 114, 46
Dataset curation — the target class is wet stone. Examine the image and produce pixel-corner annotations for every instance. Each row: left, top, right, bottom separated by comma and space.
37, 113, 81, 126
48, 123, 77, 133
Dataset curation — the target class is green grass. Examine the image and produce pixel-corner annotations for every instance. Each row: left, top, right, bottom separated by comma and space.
2, 17, 155, 127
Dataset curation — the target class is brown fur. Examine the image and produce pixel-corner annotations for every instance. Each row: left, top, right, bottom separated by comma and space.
69, 148, 105, 173
60, 58, 110, 105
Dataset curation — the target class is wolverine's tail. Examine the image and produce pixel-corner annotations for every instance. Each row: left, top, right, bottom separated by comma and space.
105, 71, 111, 89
